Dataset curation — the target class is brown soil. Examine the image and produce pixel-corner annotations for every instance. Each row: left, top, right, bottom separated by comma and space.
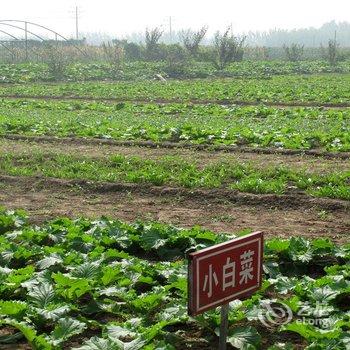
1, 93, 350, 108
1, 137, 349, 173
0, 327, 30, 350
1, 136, 349, 243
2, 134, 350, 160
0, 175, 349, 243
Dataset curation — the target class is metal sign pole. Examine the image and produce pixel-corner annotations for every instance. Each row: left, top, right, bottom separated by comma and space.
219, 303, 229, 350
188, 232, 264, 348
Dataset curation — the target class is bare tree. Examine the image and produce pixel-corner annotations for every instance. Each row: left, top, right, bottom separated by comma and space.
42, 43, 68, 81
181, 26, 208, 57
102, 41, 124, 77
283, 43, 304, 62
212, 27, 246, 70
145, 27, 163, 60
326, 39, 339, 66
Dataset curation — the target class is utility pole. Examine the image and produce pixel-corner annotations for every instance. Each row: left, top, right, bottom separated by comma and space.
75, 6, 79, 40
169, 16, 172, 43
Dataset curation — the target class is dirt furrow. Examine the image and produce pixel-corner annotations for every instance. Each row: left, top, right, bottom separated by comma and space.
2, 134, 350, 162
0, 175, 349, 243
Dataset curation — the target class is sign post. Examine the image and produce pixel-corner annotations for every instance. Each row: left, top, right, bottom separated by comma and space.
219, 303, 229, 350
188, 231, 264, 349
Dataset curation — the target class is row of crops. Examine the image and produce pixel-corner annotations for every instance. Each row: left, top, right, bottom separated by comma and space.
0, 99, 349, 151
0, 151, 349, 200
1, 74, 350, 104
1, 61, 350, 83
0, 208, 349, 349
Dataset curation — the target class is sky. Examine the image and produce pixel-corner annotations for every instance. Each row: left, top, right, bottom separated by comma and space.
1, 0, 350, 39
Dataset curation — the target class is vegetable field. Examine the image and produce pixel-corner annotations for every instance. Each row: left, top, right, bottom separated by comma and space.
0, 61, 349, 349
0, 100, 349, 151
1, 74, 350, 105
0, 208, 349, 349
1, 61, 350, 83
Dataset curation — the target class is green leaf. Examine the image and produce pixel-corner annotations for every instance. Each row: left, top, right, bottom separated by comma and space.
107, 326, 147, 350
0, 301, 27, 318
106, 325, 136, 340
305, 339, 347, 350
287, 237, 313, 263
312, 239, 335, 252
0, 320, 35, 343
71, 261, 101, 279
226, 326, 261, 349
281, 322, 341, 341
193, 231, 217, 242
101, 266, 121, 286
51, 317, 87, 344
271, 276, 298, 294
105, 321, 167, 350
36, 254, 63, 270
4, 265, 35, 291
105, 225, 133, 250
120, 338, 147, 350
166, 278, 187, 295
266, 239, 290, 253
282, 296, 300, 313
130, 292, 164, 312
72, 336, 118, 350
0, 319, 52, 350
157, 303, 188, 323
97, 286, 126, 297
140, 227, 167, 250
309, 286, 341, 302
53, 273, 92, 300
28, 282, 56, 308
263, 261, 280, 278
36, 304, 71, 321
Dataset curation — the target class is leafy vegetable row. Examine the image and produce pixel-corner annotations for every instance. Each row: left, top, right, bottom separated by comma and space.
1, 74, 350, 104
1, 60, 350, 83
1, 152, 349, 199
0, 99, 349, 151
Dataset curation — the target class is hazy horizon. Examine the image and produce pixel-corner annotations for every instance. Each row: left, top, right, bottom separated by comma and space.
2, 0, 350, 40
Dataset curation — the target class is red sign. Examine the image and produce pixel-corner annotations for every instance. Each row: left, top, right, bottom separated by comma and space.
188, 232, 263, 316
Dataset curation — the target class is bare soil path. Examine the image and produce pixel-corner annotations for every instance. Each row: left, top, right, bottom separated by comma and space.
4, 134, 349, 160
1, 138, 349, 173
0, 175, 349, 243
